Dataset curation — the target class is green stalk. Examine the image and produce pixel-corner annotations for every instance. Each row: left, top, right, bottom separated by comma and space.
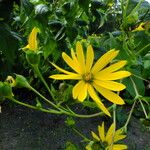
123, 99, 137, 132
73, 128, 90, 142
123, 77, 147, 131
109, 104, 116, 150
9, 97, 62, 114
139, 99, 148, 119
27, 85, 113, 118
33, 65, 53, 98
29, 85, 60, 110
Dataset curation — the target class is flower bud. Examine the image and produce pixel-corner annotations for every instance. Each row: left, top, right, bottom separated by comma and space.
22, 27, 40, 52
26, 50, 40, 65
0, 82, 13, 98
15, 74, 31, 89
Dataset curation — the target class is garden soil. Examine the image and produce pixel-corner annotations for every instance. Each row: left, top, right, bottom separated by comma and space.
0, 103, 150, 150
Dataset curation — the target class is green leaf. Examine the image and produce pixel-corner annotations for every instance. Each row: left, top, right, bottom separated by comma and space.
135, 32, 150, 56
66, 26, 78, 43
21, 0, 34, 15
36, 99, 42, 108
82, 101, 97, 108
123, 68, 145, 98
78, 0, 90, 14
91, 0, 104, 9
35, 4, 49, 15
140, 118, 150, 127
143, 52, 150, 69
65, 117, 75, 126
43, 35, 57, 59
0, 23, 19, 77
48, 20, 63, 32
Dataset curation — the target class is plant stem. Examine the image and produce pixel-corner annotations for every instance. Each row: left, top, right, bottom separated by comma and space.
73, 128, 90, 142
72, 105, 113, 118
29, 85, 60, 110
139, 99, 148, 119
9, 97, 62, 114
109, 105, 116, 150
130, 77, 148, 118
130, 77, 139, 97
123, 76, 147, 131
26, 85, 114, 118
33, 65, 53, 98
123, 99, 137, 132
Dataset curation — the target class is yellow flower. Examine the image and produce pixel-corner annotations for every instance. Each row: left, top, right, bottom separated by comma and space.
87, 122, 127, 150
22, 27, 40, 52
132, 22, 145, 32
49, 42, 131, 116
6, 76, 16, 87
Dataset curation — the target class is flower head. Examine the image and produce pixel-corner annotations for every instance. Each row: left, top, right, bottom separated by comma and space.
49, 42, 131, 116
132, 22, 145, 32
86, 122, 127, 150
22, 27, 40, 52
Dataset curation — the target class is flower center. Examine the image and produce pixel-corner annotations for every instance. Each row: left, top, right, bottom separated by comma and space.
83, 73, 93, 82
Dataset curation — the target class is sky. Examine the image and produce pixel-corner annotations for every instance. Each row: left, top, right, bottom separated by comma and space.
146, 0, 150, 3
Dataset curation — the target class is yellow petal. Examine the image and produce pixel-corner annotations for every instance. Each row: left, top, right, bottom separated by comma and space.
73, 80, 85, 100
78, 82, 88, 101
95, 71, 131, 81
114, 128, 126, 142
22, 44, 30, 50
115, 128, 123, 135
85, 143, 93, 150
49, 74, 81, 80
76, 41, 85, 74
50, 62, 75, 75
28, 27, 39, 51
71, 48, 82, 73
91, 131, 100, 141
114, 134, 126, 143
87, 84, 111, 117
93, 84, 125, 105
62, 52, 81, 74
98, 122, 105, 142
112, 144, 128, 150
86, 45, 94, 73
92, 49, 119, 74
93, 80, 126, 91
99, 60, 127, 74
105, 123, 115, 145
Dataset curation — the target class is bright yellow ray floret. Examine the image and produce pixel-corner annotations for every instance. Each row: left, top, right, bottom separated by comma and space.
22, 27, 40, 52
86, 122, 127, 150
49, 42, 131, 116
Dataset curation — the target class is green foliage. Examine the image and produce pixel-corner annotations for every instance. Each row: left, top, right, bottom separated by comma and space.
1, 0, 150, 149
65, 117, 76, 126
0, 23, 19, 78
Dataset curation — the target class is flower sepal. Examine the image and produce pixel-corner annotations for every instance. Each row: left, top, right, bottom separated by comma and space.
15, 74, 31, 89
26, 50, 40, 65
